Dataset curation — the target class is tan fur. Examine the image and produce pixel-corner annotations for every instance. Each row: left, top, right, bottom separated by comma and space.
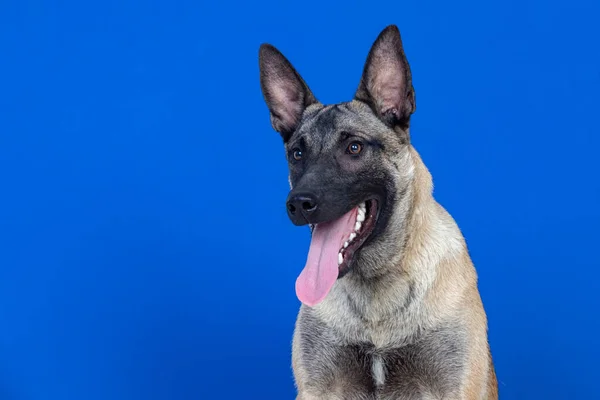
401, 148, 496, 399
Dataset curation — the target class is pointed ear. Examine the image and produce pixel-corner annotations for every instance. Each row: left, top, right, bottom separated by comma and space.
259, 44, 319, 141
355, 25, 416, 132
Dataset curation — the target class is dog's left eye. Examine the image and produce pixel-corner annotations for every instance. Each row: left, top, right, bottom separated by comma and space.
292, 149, 303, 161
347, 142, 363, 155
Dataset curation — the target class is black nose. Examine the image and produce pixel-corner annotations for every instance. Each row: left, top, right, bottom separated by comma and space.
286, 193, 319, 225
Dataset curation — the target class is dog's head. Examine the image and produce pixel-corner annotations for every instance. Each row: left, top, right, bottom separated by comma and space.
259, 25, 418, 306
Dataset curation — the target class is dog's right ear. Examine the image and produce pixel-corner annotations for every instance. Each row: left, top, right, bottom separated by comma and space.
259, 44, 319, 142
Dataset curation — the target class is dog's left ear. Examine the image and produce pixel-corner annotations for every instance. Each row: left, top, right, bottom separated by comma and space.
259, 44, 319, 142
355, 25, 416, 133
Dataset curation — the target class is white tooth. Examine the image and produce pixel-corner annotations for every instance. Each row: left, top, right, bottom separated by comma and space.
338, 253, 343, 265
357, 213, 365, 222
349, 233, 356, 241
344, 241, 349, 248
355, 221, 362, 232
359, 202, 366, 211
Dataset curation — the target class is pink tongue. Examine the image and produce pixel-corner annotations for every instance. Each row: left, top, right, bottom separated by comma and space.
295, 207, 358, 307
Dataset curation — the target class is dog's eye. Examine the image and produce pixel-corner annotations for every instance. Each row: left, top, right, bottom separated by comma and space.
347, 142, 363, 155
292, 149, 303, 161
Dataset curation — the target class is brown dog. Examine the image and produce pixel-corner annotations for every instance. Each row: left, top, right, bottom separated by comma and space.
259, 24, 498, 399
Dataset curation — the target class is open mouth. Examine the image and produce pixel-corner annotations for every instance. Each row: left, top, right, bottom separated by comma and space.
295, 199, 379, 307
337, 199, 379, 274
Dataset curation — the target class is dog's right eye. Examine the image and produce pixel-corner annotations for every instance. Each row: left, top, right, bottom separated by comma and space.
292, 149, 303, 161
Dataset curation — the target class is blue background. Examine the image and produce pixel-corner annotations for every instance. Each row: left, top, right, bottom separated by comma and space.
1, 0, 599, 399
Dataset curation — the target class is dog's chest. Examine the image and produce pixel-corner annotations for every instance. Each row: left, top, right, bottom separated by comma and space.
315, 280, 418, 347
295, 308, 467, 399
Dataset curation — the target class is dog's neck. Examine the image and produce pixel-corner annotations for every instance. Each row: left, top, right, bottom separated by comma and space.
338, 146, 465, 315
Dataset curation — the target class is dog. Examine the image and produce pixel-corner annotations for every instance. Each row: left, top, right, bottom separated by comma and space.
258, 25, 498, 400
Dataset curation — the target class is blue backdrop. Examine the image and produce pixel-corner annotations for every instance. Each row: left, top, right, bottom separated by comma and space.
1, 0, 599, 399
